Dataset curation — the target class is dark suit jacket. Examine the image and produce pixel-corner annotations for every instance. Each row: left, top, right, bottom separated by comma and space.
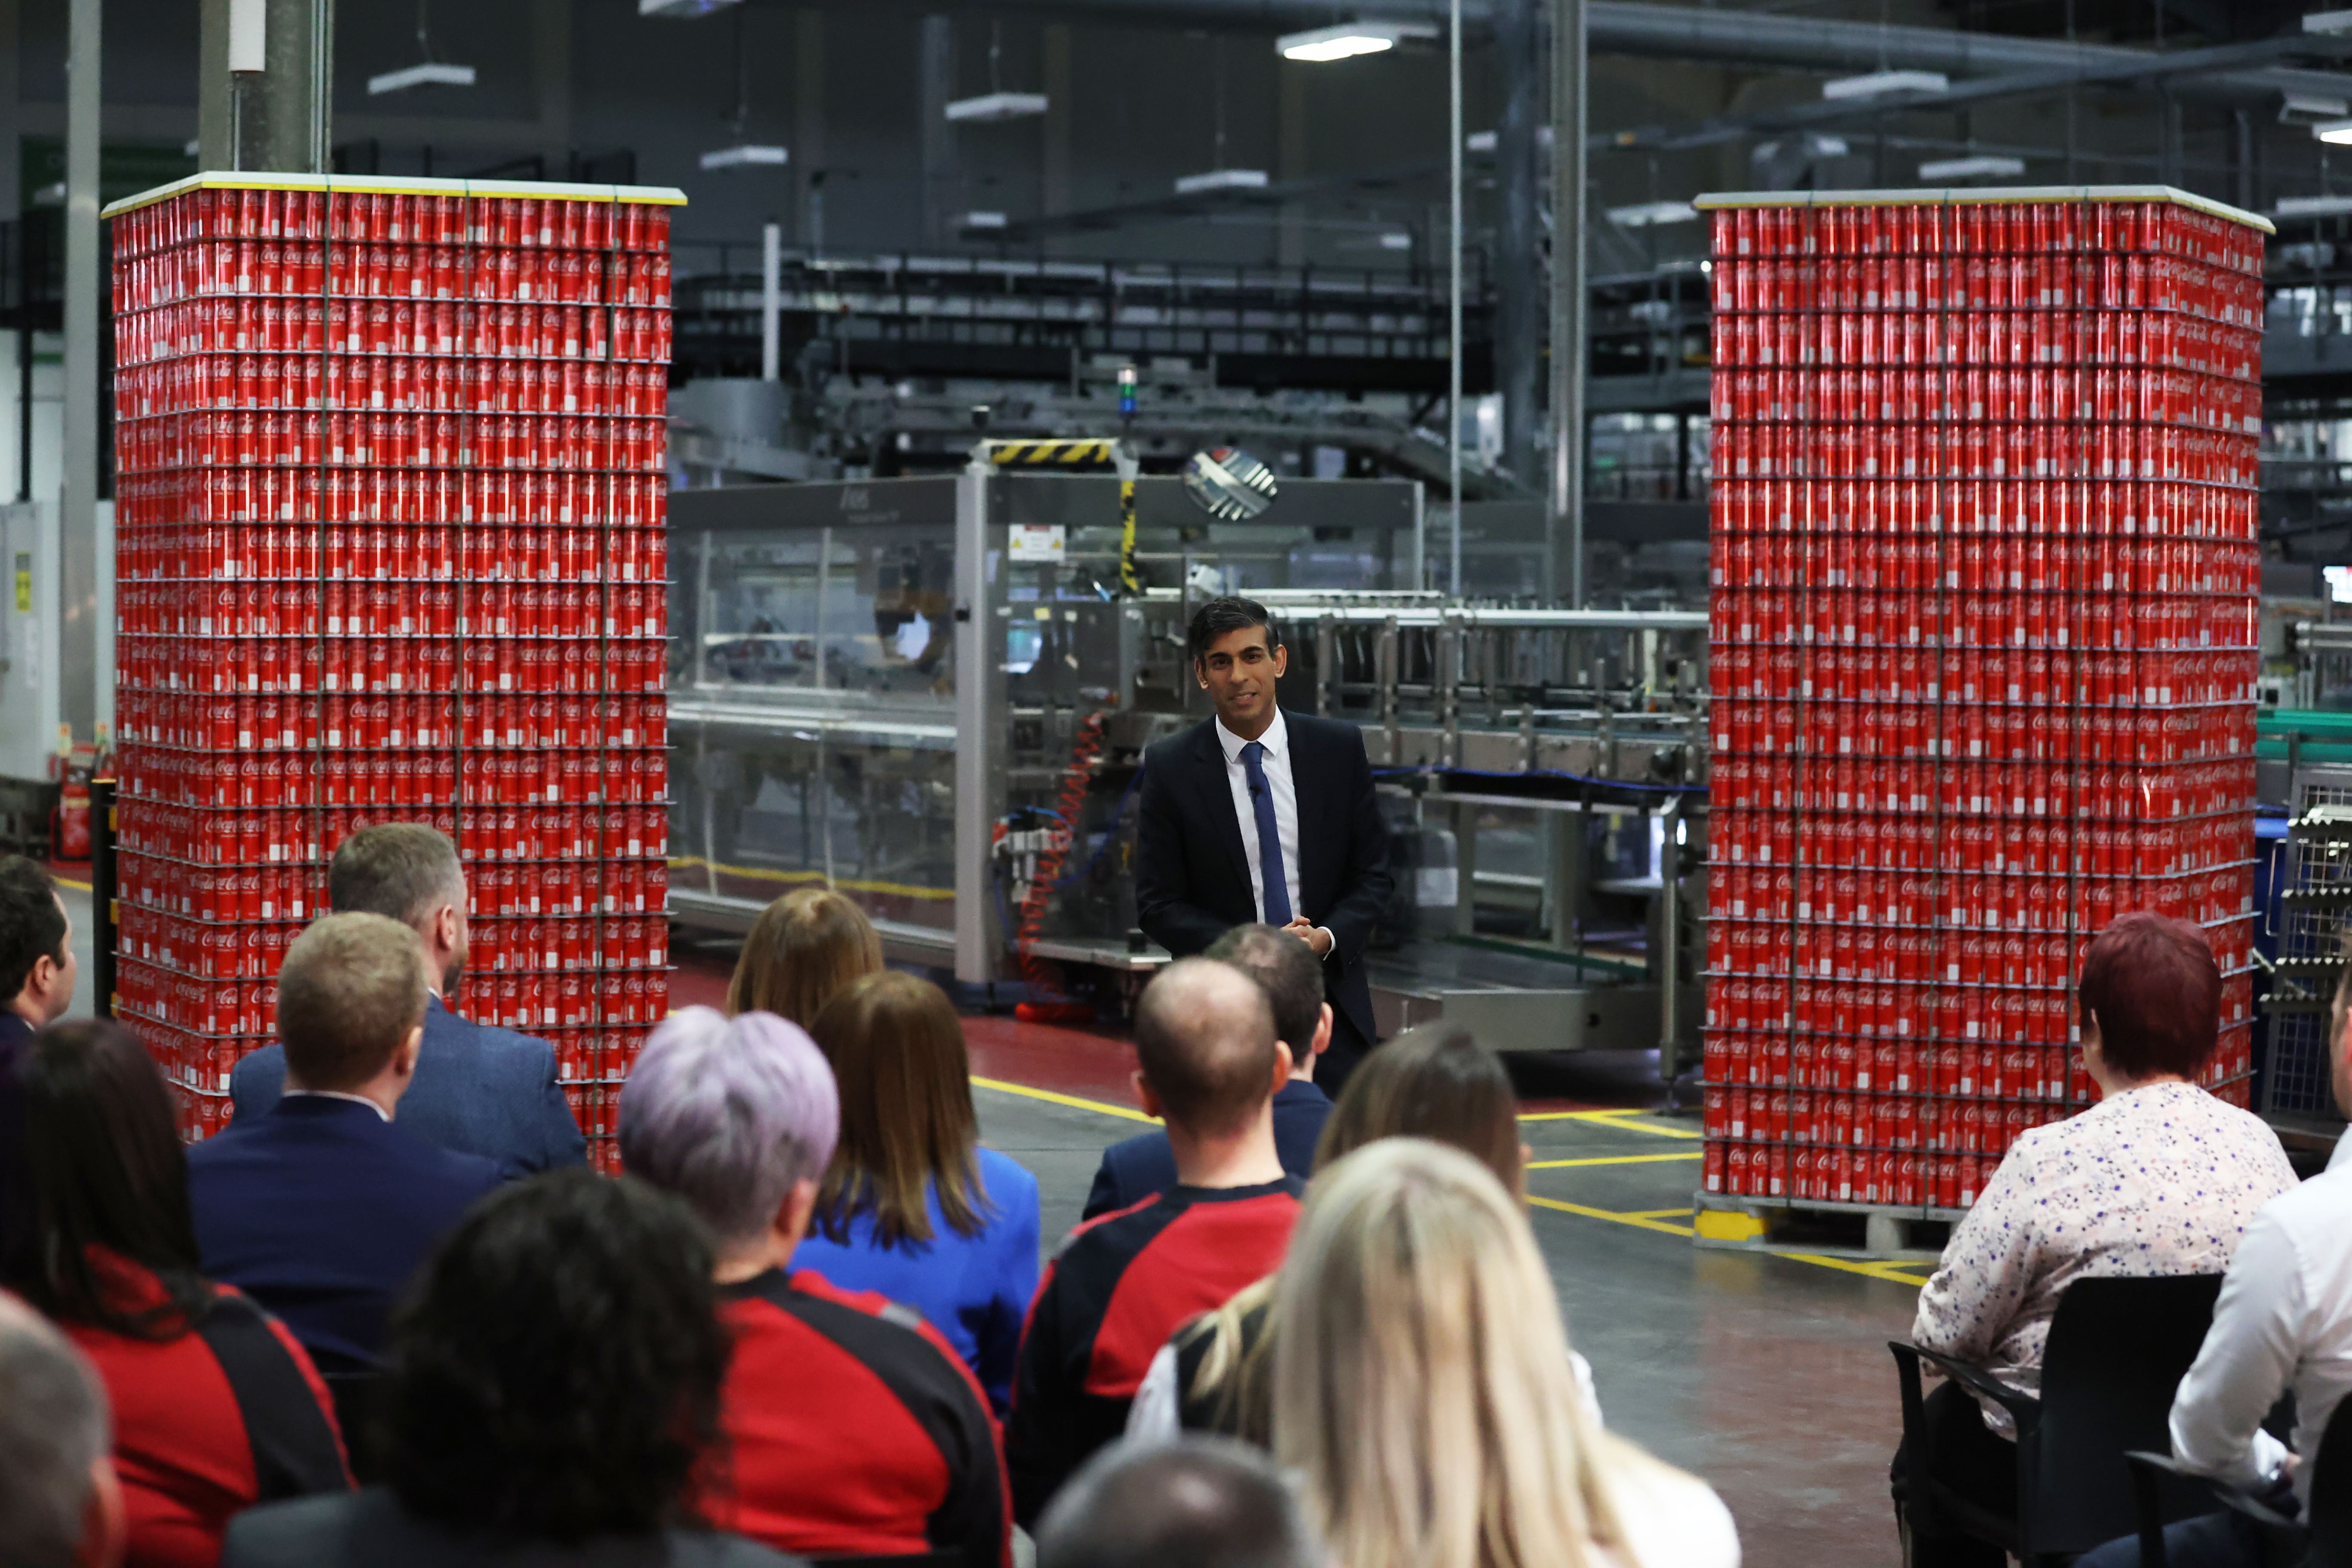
221, 1487, 805, 1568
186, 1097, 501, 1373
1080, 1078, 1333, 1221
1134, 710, 1393, 1058
0, 1011, 31, 1281
230, 997, 585, 1180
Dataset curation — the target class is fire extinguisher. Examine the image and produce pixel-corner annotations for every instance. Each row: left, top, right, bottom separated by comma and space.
52, 779, 92, 862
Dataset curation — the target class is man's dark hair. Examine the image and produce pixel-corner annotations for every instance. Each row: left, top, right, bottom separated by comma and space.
1132, 958, 1280, 1139
1037, 1436, 1324, 1568
329, 822, 465, 929
0, 856, 66, 1004
13, 1020, 214, 1340
383, 1170, 726, 1544
1205, 924, 1324, 1057
1186, 596, 1282, 662
2078, 910, 2222, 1081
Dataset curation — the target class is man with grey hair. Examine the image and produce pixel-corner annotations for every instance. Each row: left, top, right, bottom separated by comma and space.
0, 1293, 126, 1568
190, 912, 500, 1372
618, 1006, 1009, 1566
1037, 1437, 1325, 1568
1083, 926, 1334, 1218
229, 823, 585, 1178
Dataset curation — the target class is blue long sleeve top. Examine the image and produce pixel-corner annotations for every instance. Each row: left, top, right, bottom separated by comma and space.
789, 1145, 1042, 1417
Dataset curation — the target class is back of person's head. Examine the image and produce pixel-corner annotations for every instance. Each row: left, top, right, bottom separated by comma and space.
1272, 1138, 1634, 1568
1132, 958, 1282, 1138
808, 971, 987, 1250
727, 887, 884, 1027
1314, 1023, 1522, 1193
0, 1293, 121, 1568
0, 855, 67, 1007
1037, 1436, 1324, 1568
275, 912, 430, 1092
382, 1170, 724, 1544
1204, 925, 1325, 1057
13, 1020, 211, 1339
327, 824, 463, 931
619, 1005, 839, 1250
2078, 910, 2222, 1081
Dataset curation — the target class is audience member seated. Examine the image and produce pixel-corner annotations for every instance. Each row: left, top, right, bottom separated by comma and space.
726, 887, 883, 1028
1083, 924, 1334, 1220
188, 913, 500, 1373
789, 971, 1040, 1417
0, 855, 78, 1278
1895, 911, 2295, 1568
1131, 1020, 1532, 1446
217, 1170, 799, 1568
620, 1006, 1008, 1568
1272, 1137, 1740, 1568
1034, 1436, 1326, 1568
0, 1292, 127, 1568
9, 1020, 349, 1567
229, 826, 584, 1179
2074, 926, 2352, 1568
1008, 957, 1306, 1528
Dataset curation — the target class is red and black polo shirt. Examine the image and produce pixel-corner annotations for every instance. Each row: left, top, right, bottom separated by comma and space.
700, 1267, 1010, 1568
1005, 1176, 1304, 1526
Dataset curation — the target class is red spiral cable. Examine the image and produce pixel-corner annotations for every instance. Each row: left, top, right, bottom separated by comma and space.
1013, 711, 1106, 1024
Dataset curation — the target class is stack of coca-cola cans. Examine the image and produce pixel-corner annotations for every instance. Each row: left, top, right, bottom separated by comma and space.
1694, 188, 2267, 1216
102, 174, 683, 1173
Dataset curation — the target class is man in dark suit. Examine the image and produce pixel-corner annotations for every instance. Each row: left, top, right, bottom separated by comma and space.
190, 911, 500, 1373
1135, 597, 1393, 1088
0, 857, 77, 1283
230, 823, 583, 1179
1082, 922, 1333, 1219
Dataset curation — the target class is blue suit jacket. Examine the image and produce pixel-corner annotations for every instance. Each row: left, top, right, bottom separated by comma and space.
186, 1096, 500, 1373
230, 997, 585, 1180
1079, 1078, 1333, 1222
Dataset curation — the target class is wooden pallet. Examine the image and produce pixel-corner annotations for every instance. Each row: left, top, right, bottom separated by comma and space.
1692, 1190, 1955, 1262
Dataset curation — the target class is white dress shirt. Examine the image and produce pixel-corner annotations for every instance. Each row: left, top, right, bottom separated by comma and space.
1215, 710, 1304, 926
1912, 1081, 2296, 1436
2170, 1164, 2352, 1508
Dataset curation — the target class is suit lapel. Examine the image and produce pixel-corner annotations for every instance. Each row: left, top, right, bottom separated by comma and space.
1285, 714, 1329, 908
1194, 719, 1256, 899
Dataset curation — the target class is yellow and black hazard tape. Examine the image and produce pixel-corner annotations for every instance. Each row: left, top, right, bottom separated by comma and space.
983, 438, 1122, 466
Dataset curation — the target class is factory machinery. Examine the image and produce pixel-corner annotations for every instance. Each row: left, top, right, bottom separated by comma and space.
664, 452, 1707, 1063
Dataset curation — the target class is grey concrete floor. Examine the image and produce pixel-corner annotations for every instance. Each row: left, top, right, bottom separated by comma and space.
976, 1080, 1923, 1568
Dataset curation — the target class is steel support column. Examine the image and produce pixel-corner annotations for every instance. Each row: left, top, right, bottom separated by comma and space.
60, 0, 99, 744
1494, 0, 1541, 486
1547, 0, 1586, 606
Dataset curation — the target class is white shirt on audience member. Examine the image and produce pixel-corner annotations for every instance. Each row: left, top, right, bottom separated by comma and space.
1600, 1460, 1742, 1568
1214, 710, 1302, 924
2169, 1162, 2352, 1510
1911, 1080, 2296, 1437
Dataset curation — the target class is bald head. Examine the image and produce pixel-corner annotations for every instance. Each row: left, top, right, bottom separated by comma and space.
1132, 957, 1280, 1139
1038, 1436, 1323, 1568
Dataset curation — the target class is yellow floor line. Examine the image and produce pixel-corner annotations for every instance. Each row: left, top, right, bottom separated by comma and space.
1622, 1208, 1698, 1220
1526, 1152, 1704, 1170
55, 876, 92, 893
1520, 1108, 1703, 1140
971, 1076, 1158, 1125
1526, 1195, 1698, 1236
1776, 1252, 1936, 1286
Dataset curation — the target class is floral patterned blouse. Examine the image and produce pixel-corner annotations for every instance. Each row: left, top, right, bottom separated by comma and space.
1911, 1080, 2296, 1436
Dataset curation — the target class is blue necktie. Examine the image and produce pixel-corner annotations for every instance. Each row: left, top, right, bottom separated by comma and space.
1240, 741, 1293, 926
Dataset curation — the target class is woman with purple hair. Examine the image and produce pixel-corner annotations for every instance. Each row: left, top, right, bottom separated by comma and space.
619, 1007, 1012, 1568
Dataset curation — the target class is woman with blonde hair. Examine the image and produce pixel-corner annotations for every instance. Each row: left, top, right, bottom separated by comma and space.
789, 970, 1040, 1416
1274, 1138, 1738, 1568
725, 886, 884, 1027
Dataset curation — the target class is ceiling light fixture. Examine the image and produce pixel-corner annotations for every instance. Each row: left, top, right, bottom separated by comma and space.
2304, 9, 2352, 33
640, 0, 740, 15
2315, 118, 2352, 145
2283, 93, 2352, 126
1276, 21, 1436, 62
369, 61, 475, 95
1822, 69, 1950, 102
1608, 200, 1700, 228
699, 145, 788, 171
1919, 154, 2027, 180
946, 92, 1048, 123
2277, 193, 2352, 215
1174, 168, 1271, 195
962, 211, 1010, 230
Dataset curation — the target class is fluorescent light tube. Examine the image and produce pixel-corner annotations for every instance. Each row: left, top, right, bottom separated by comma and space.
962, 211, 1010, 230
1919, 155, 2027, 180
2316, 119, 2352, 145
368, 62, 476, 96
1608, 200, 1700, 228
1823, 70, 1950, 101
946, 92, 1049, 123
699, 144, 789, 171
640, 0, 741, 15
1174, 168, 1270, 194
2277, 194, 2352, 216
1277, 21, 1434, 62
2305, 9, 2352, 32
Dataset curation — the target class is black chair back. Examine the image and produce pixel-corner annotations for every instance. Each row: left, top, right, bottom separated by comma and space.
2023, 1273, 2225, 1557
320, 1371, 386, 1484
810, 1555, 959, 1567
2303, 1392, 2352, 1568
